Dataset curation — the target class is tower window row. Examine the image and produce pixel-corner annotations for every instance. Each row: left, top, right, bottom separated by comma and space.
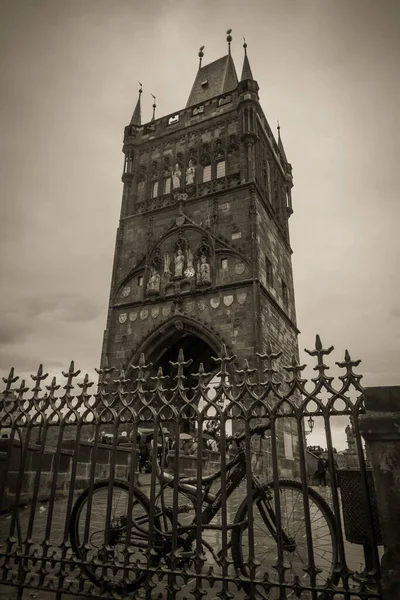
137, 160, 226, 198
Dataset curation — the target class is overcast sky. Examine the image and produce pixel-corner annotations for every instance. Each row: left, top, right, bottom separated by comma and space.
1, 0, 399, 449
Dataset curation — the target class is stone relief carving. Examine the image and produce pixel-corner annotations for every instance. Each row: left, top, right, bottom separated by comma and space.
185, 160, 196, 185
184, 248, 195, 278
146, 266, 160, 295
172, 164, 181, 189
174, 249, 185, 278
196, 254, 211, 286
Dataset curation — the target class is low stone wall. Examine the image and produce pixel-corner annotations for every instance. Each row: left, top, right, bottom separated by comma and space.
166, 449, 299, 480
0, 439, 72, 512
60, 440, 136, 490
0, 439, 138, 513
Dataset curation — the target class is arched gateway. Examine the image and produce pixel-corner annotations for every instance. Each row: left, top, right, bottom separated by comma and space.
100, 41, 300, 471
127, 316, 225, 380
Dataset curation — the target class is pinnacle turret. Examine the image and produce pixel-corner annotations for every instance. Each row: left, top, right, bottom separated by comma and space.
130, 83, 142, 126
240, 39, 254, 81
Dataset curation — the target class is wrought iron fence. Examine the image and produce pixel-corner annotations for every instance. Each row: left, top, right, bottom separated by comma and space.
0, 336, 382, 599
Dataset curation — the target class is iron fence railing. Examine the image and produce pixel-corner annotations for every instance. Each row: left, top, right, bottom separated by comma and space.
0, 336, 382, 599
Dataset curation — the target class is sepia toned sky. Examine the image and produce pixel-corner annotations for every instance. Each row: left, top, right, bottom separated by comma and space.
1, 0, 399, 448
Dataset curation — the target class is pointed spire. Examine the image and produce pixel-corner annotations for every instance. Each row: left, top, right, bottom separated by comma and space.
198, 45, 205, 68
151, 94, 156, 121
130, 81, 142, 126
240, 38, 254, 81
226, 29, 232, 55
277, 120, 288, 161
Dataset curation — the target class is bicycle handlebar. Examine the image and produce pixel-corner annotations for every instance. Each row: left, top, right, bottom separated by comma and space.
226, 420, 271, 445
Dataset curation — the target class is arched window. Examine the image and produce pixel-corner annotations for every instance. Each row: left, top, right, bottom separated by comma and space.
151, 181, 158, 198
164, 177, 171, 194
202, 164, 211, 183
216, 160, 226, 179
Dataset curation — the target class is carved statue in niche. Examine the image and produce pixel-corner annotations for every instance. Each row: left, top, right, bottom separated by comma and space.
163, 254, 171, 280
185, 160, 196, 186
172, 164, 182, 189
184, 248, 195, 278
174, 248, 185, 278
196, 253, 211, 286
146, 266, 161, 295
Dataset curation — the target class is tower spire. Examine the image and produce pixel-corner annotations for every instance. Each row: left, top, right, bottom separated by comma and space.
240, 38, 254, 81
198, 45, 205, 68
130, 81, 142, 126
151, 94, 156, 121
226, 29, 232, 55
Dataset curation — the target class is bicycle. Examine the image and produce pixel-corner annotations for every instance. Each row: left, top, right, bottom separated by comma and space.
70, 422, 338, 598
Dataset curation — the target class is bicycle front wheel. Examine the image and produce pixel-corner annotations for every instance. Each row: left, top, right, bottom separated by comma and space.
70, 480, 162, 593
231, 479, 338, 599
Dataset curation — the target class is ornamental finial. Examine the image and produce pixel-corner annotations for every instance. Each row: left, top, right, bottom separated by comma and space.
198, 45, 205, 67
226, 29, 232, 54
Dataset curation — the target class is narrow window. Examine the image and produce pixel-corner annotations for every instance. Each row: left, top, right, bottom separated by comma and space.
138, 181, 145, 190
282, 280, 288, 307
168, 114, 179, 126
164, 177, 171, 194
138, 276, 143, 287
151, 181, 158, 198
203, 164, 211, 183
265, 256, 273, 287
216, 160, 226, 179
221, 258, 228, 270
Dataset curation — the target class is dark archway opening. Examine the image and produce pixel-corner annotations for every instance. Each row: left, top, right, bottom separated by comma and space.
154, 333, 216, 386
140, 329, 220, 435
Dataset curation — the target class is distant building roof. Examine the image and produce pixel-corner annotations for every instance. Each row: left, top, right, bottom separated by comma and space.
186, 55, 238, 108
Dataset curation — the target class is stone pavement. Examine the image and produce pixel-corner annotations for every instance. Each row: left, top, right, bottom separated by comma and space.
0, 480, 378, 600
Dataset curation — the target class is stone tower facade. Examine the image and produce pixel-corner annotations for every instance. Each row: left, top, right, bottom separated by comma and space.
100, 38, 300, 474
100, 39, 300, 473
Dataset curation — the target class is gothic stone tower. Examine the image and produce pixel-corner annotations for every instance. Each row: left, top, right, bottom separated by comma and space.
100, 38, 299, 474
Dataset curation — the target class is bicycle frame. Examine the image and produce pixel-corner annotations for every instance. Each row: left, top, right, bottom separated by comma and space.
155, 444, 273, 546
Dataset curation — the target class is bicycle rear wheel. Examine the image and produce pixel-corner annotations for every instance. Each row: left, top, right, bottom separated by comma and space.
70, 480, 162, 593
231, 479, 338, 599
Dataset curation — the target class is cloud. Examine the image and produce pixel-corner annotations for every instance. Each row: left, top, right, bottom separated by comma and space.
389, 307, 400, 319
0, 0, 399, 400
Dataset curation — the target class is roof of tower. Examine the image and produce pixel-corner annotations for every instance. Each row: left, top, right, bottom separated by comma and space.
130, 87, 142, 126
186, 54, 238, 108
240, 53, 254, 81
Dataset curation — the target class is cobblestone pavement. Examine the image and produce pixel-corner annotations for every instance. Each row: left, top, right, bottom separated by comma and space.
0, 479, 378, 600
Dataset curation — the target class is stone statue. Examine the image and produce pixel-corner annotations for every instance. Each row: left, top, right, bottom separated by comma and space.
184, 248, 195, 278
174, 248, 185, 278
172, 164, 181, 189
196, 253, 211, 285
185, 160, 196, 185
146, 267, 160, 295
